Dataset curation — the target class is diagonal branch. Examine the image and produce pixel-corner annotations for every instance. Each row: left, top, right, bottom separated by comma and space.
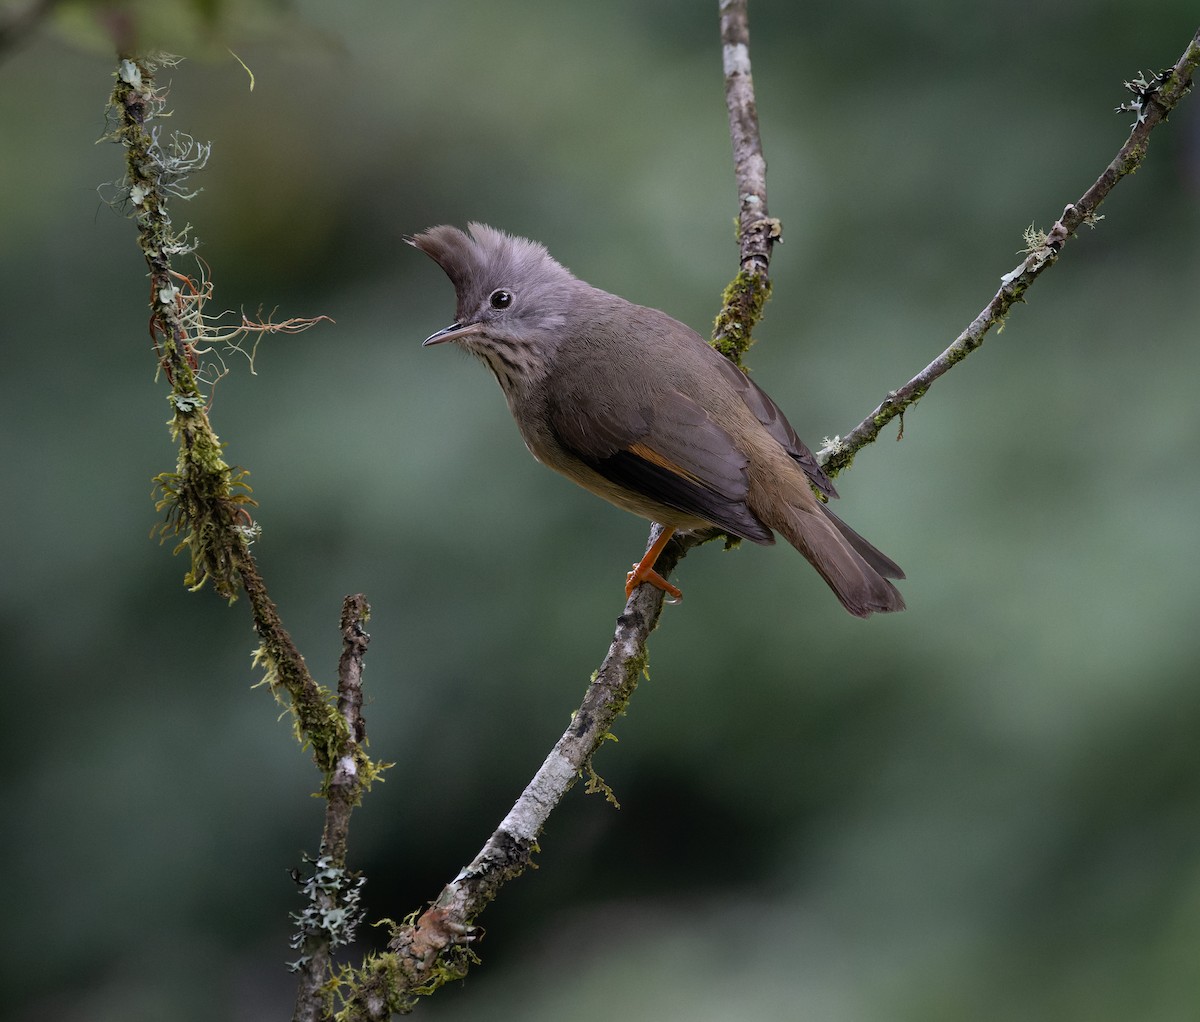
343, 3, 774, 1016
352, 591, 670, 1018
818, 28, 1200, 477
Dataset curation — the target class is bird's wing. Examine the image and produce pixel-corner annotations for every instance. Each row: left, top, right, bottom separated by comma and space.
546, 383, 774, 544
708, 353, 838, 500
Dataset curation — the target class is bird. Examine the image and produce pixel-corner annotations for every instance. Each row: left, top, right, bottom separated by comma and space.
410, 223, 904, 617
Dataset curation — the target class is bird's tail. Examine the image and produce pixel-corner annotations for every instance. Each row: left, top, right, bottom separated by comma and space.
775, 501, 906, 618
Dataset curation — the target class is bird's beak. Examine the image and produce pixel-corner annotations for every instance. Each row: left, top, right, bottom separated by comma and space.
422, 322, 483, 346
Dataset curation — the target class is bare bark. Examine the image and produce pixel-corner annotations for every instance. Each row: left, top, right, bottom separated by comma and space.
719, 0, 778, 279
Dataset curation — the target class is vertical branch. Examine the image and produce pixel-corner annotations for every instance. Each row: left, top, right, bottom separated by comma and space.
328, 594, 372, 860
713, 0, 779, 366
719, 0, 775, 275
292, 596, 374, 1022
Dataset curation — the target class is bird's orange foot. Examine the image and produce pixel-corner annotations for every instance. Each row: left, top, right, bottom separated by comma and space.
625, 563, 683, 601
624, 525, 681, 601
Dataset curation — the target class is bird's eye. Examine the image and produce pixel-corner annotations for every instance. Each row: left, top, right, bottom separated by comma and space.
489, 289, 514, 310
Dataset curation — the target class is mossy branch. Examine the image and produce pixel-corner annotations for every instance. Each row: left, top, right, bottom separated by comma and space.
107, 54, 379, 1022
292, 595, 383, 1022
711, 0, 780, 367
108, 52, 343, 766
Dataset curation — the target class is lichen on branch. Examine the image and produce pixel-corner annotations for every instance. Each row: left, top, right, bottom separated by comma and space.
108, 57, 379, 1022
107, 55, 331, 599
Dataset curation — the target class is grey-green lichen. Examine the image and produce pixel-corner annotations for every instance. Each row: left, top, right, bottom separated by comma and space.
289, 854, 367, 972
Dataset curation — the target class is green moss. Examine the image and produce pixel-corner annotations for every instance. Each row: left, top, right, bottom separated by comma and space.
584, 751, 622, 808
332, 916, 485, 1019
333, 952, 420, 1019
712, 269, 772, 366
151, 417, 257, 600
621, 645, 650, 702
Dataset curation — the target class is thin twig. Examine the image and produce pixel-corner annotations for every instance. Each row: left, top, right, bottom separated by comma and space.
719, 0, 778, 280
818, 28, 1200, 477
292, 595, 373, 1022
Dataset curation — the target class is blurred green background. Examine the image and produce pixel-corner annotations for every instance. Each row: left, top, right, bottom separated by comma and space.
3, 2, 1199, 1019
